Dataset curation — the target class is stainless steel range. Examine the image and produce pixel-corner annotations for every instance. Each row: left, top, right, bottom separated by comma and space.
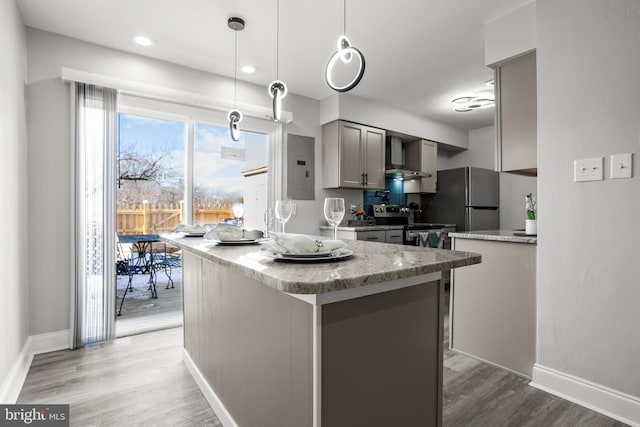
372, 205, 456, 247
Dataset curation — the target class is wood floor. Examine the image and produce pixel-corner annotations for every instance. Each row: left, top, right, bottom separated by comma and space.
18, 294, 627, 427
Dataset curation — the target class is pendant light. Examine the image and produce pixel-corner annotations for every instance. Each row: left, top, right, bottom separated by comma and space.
325, 0, 365, 92
268, 0, 287, 122
228, 17, 245, 141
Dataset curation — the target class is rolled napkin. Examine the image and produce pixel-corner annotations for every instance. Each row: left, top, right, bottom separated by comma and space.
204, 224, 263, 241
268, 232, 346, 254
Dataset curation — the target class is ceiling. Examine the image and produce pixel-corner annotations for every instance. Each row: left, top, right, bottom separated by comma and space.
16, 0, 530, 131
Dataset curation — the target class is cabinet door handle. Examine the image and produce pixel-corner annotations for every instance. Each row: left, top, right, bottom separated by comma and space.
365, 173, 368, 185
389, 235, 401, 238
361, 173, 365, 185
367, 237, 379, 240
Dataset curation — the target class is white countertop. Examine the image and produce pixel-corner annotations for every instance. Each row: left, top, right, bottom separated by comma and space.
449, 229, 537, 244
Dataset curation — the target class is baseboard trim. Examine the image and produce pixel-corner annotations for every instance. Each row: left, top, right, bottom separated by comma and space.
531, 364, 640, 427
0, 329, 71, 404
182, 348, 238, 427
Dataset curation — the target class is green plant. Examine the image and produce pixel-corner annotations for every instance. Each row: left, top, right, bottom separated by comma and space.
525, 193, 536, 220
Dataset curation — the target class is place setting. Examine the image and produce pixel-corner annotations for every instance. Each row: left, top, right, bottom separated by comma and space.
260, 198, 352, 262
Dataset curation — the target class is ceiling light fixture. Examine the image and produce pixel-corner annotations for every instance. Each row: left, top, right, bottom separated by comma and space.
451, 96, 494, 113
241, 65, 257, 74
133, 35, 154, 47
325, 0, 365, 92
268, 0, 287, 122
228, 17, 245, 141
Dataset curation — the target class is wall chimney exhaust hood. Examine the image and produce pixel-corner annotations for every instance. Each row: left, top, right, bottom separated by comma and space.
385, 136, 430, 180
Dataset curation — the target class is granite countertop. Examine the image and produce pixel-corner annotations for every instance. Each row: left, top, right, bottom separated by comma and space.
161, 233, 481, 295
449, 230, 537, 244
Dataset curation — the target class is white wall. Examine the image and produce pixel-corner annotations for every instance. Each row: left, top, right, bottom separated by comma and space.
437, 126, 537, 229
320, 93, 469, 149
535, 0, 640, 417
0, 0, 29, 397
484, 0, 536, 66
26, 28, 360, 334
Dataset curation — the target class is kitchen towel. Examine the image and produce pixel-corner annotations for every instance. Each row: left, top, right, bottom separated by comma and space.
418, 231, 441, 248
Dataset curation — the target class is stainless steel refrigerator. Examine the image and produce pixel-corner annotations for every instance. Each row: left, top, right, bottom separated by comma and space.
424, 167, 499, 231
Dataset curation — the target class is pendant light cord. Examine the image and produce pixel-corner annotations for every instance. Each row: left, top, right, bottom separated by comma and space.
276, 0, 280, 80
343, 0, 346, 35
234, 29, 238, 109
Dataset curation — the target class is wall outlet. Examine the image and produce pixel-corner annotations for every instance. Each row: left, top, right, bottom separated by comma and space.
610, 153, 633, 179
291, 202, 297, 215
574, 157, 603, 182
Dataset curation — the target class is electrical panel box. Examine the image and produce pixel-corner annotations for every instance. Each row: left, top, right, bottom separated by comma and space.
287, 134, 315, 200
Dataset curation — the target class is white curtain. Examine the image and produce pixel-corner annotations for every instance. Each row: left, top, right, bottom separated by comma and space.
73, 83, 118, 347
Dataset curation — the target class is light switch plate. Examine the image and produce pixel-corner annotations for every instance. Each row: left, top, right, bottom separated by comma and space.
574, 157, 604, 182
610, 153, 633, 179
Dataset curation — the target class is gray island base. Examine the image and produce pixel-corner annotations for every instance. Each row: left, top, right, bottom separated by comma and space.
161, 234, 481, 427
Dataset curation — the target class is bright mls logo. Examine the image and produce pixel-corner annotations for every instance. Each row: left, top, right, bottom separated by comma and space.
1, 405, 69, 426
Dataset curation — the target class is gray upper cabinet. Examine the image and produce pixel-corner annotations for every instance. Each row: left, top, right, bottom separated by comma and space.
496, 52, 537, 175
322, 120, 386, 190
403, 140, 437, 193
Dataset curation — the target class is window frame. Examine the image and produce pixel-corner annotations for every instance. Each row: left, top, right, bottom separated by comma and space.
118, 94, 282, 224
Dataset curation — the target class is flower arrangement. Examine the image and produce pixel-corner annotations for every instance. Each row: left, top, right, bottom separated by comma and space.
525, 193, 536, 220
350, 204, 365, 219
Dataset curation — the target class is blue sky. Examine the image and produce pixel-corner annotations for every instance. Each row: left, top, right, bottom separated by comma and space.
118, 114, 268, 197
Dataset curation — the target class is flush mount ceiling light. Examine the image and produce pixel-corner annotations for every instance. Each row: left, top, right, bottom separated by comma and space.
241, 65, 257, 74
268, 0, 287, 122
133, 35, 154, 47
228, 17, 245, 141
325, 0, 365, 92
451, 96, 495, 113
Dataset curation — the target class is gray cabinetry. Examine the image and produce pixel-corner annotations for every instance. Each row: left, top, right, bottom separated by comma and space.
404, 139, 437, 193
322, 120, 385, 189
385, 229, 404, 244
355, 230, 386, 242
496, 52, 537, 175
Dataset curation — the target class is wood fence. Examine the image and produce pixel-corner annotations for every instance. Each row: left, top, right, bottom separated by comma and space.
117, 201, 234, 235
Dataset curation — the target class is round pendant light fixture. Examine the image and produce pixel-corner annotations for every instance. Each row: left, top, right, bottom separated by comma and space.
268, 0, 287, 122
228, 17, 245, 141
325, 0, 365, 92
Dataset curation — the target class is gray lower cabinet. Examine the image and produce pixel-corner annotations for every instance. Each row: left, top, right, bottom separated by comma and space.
385, 229, 404, 244
356, 230, 386, 242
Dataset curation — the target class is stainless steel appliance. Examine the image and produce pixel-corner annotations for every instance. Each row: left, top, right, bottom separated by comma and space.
372, 204, 455, 247
424, 167, 499, 231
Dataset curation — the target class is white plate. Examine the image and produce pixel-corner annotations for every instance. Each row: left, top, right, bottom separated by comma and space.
262, 249, 353, 262
208, 239, 259, 246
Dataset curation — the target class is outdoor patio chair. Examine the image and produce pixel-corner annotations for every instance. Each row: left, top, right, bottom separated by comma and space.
152, 243, 181, 289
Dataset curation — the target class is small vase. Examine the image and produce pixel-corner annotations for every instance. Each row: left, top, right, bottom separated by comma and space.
525, 219, 537, 235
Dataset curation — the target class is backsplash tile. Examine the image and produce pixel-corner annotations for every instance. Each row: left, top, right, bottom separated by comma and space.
363, 178, 406, 216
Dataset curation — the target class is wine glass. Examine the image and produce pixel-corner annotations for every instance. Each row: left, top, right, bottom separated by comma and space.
232, 203, 244, 226
323, 198, 345, 240
263, 208, 274, 238
274, 200, 293, 233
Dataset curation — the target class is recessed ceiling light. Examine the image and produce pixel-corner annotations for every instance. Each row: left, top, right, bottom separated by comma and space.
133, 35, 155, 47
241, 65, 257, 74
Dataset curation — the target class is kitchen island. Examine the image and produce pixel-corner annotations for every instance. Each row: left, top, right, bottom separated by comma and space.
449, 230, 536, 378
161, 234, 481, 427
